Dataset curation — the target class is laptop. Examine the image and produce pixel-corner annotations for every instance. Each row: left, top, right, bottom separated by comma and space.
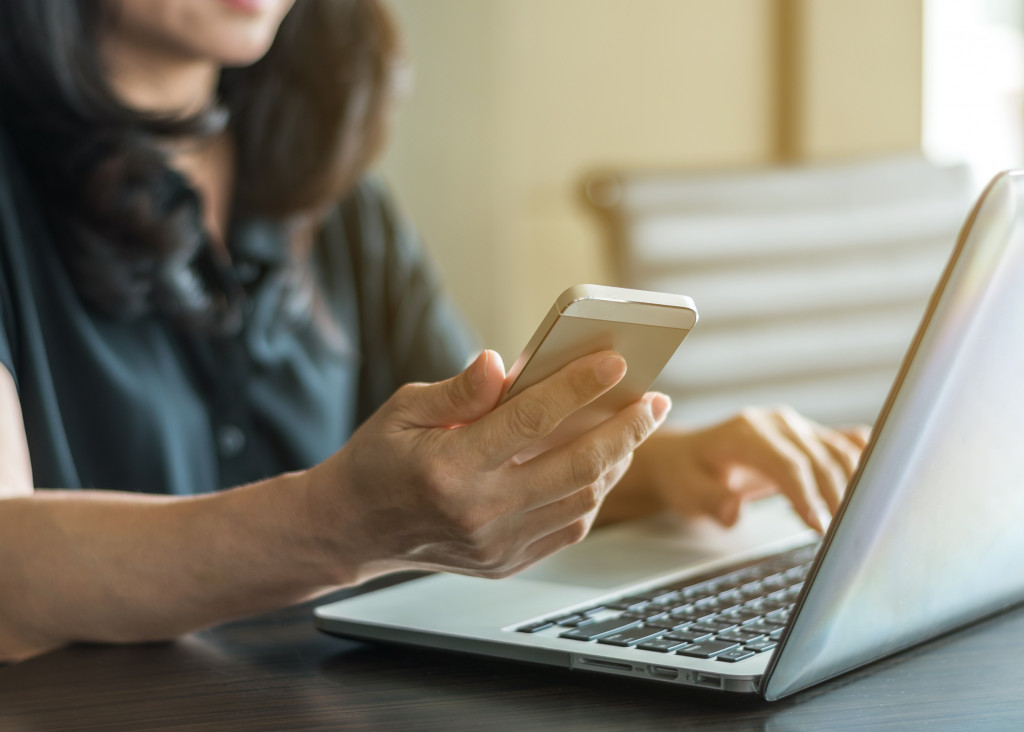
315, 170, 1024, 700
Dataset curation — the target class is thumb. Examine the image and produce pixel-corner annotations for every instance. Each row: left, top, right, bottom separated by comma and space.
399, 350, 506, 428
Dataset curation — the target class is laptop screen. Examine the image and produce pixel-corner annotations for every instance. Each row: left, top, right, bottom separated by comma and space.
765, 171, 1024, 699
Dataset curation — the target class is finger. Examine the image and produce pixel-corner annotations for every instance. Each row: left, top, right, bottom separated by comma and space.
516, 392, 670, 511
394, 350, 505, 428
841, 425, 872, 450
813, 426, 861, 479
497, 518, 596, 577
464, 350, 627, 467
725, 411, 825, 532
510, 451, 634, 551
498, 454, 636, 577
773, 408, 848, 514
665, 468, 743, 526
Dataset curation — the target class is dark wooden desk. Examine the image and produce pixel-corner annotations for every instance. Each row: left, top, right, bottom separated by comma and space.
3, 582, 1024, 731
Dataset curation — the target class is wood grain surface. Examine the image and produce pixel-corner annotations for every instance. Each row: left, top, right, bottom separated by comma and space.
2, 582, 1023, 731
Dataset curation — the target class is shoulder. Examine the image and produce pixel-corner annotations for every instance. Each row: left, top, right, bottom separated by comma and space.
334, 175, 411, 249
316, 175, 427, 280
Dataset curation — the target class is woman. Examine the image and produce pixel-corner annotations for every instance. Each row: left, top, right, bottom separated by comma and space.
0, 0, 865, 661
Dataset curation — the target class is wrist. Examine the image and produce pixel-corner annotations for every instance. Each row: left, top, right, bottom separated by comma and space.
222, 468, 358, 590
298, 452, 395, 588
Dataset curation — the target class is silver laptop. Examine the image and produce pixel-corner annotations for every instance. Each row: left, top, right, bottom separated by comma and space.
316, 170, 1024, 700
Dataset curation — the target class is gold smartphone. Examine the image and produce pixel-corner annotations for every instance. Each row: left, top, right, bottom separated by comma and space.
501, 284, 698, 450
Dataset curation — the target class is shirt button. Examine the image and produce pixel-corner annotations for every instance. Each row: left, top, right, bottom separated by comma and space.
217, 425, 246, 458
234, 260, 261, 285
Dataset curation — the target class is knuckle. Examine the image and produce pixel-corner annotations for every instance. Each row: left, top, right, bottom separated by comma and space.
570, 446, 605, 487
628, 411, 655, 446
507, 400, 552, 441
468, 542, 501, 568
565, 518, 590, 545
734, 408, 763, 431
573, 484, 600, 515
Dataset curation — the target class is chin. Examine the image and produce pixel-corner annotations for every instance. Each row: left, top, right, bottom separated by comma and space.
111, 0, 297, 67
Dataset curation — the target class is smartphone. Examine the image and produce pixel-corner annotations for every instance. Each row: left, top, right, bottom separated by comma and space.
501, 284, 698, 452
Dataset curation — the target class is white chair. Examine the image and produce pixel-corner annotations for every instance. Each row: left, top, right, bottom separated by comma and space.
584, 156, 973, 426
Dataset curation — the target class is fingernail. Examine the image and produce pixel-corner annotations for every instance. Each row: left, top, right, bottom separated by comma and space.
469, 351, 488, 389
594, 354, 627, 386
649, 393, 672, 423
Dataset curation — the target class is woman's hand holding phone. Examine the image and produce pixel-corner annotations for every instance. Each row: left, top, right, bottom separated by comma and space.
304, 349, 671, 585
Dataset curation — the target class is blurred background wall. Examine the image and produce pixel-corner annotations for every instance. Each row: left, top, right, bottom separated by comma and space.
376, 0, 1024, 398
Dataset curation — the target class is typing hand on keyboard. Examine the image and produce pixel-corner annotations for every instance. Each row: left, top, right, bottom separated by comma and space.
602, 407, 870, 532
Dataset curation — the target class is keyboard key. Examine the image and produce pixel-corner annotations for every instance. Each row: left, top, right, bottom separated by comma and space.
715, 628, 767, 644
607, 598, 652, 612
669, 604, 699, 618
554, 614, 586, 627
716, 589, 743, 605
720, 607, 763, 623
690, 619, 738, 634
739, 581, 765, 598
783, 565, 807, 581
694, 596, 724, 612
664, 628, 713, 644
645, 613, 686, 630
541, 540, 821, 646
677, 640, 740, 659
637, 638, 690, 653
559, 617, 641, 641
517, 620, 554, 633
598, 626, 665, 647
745, 639, 778, 653
646, 590, 683, 605
717, 648, 756, 663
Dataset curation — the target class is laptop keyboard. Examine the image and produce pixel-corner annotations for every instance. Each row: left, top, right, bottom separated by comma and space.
515, 543, 818, 663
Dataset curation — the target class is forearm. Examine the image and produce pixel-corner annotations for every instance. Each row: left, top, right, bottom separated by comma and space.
0, 472, 341, 661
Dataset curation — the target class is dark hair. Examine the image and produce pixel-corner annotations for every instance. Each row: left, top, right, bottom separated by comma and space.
0, 0, 399, 332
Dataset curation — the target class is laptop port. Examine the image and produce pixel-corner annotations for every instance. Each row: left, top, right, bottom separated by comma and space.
696, 673, 723, 689
577, 657, 633, 672
649, 665, 678, 680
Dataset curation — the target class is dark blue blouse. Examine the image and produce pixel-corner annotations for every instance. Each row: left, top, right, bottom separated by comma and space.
0, 124, 477, 494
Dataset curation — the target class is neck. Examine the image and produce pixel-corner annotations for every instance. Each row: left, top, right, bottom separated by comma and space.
100, 36, 220, 117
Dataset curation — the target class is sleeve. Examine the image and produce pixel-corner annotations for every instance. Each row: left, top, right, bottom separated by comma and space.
329, 177, 480, 423
0, 257, 14, 389
0, 128, 19, 390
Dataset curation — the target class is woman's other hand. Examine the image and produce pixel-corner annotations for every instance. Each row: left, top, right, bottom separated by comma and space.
305, 349, 671, 584
614, 407, 870, 532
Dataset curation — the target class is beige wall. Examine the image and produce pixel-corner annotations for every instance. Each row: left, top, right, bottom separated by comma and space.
378, 0, 923, 361
785, 0, 924, 159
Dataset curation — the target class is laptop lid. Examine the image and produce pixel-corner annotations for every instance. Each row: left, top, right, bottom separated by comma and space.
763, 171, 1024, 699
